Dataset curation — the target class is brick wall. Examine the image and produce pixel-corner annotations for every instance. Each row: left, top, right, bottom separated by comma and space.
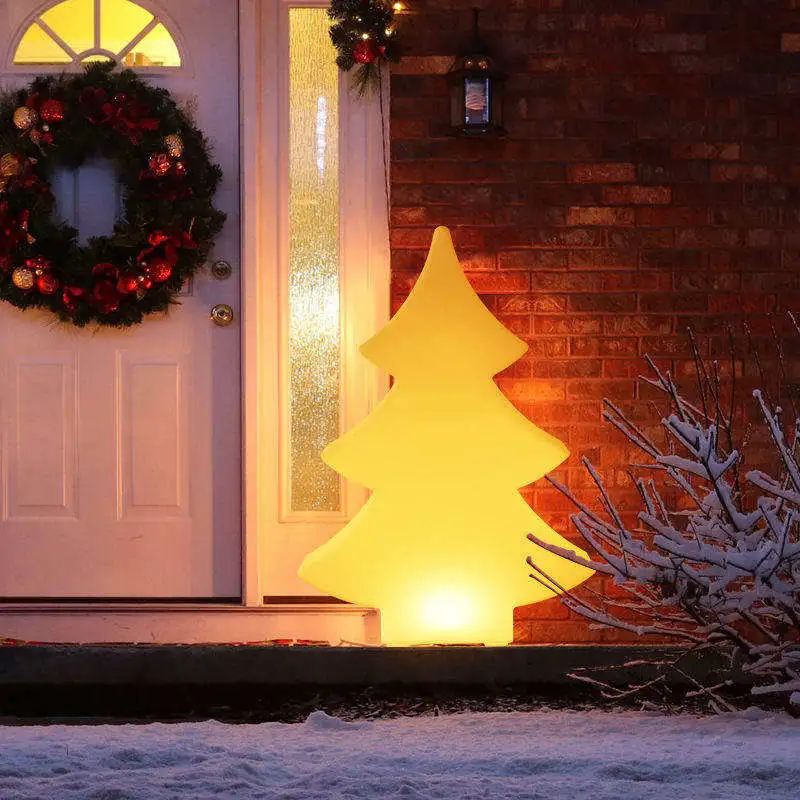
389, 0, 800, 643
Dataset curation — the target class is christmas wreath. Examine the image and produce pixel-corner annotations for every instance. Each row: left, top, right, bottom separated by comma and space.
0, 61, 224, 327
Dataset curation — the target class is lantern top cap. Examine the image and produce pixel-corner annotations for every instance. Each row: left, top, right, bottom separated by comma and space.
449, 8, 503, 77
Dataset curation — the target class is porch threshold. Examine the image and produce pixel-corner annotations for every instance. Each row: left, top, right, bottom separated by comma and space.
0, 643, 728, 689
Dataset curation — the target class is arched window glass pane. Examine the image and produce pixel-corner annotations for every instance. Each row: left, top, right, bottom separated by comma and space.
124, 23, 180, 67
14, 22, 72, 64
13, 0, 181, 68
40, 0, 94, 56
101, 0, 153, 56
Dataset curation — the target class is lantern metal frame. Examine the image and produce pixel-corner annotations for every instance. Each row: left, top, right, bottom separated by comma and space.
447, 10, 506, 137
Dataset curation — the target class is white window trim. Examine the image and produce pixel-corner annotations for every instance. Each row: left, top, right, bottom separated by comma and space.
240, 0, 390, 603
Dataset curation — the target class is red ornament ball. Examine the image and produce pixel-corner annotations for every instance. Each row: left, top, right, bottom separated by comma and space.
39, 98, 65, 123
36, 273, 59, 294
147, 258, 173, 283
352, 38, 378, 64
117, 275, 141, 294
148, 153, 171, 177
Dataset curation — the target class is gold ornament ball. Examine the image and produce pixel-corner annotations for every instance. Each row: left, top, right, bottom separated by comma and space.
0, 153, 24, 177
164, 134, 184, 158
13, 106, 38, 131
11, 267, 35, 291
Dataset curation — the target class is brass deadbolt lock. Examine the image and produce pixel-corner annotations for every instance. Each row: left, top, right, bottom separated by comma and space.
210, 304, 234, 327
211, 259, 233, 280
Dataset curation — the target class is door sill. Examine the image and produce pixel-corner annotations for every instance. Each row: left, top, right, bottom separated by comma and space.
0, 597, 241, 604
0, 603, 380, 645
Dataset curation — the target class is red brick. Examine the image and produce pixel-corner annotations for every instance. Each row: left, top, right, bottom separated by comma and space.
390, 206, 427, 225
567, 163, 637, 183
600, 338, 640, 356
603, 315, 673, 335
674, 227, 743, 247
600, 13, 665, 31
390, 228, 436, 248
636, 33, 706, 53
709, 293, 777, 314
602, 185, 672, 205
782, 33, 800, 52
524, 338, 569, 359
603, 359, 653, 379
516, 598, 571, 621
639, 293, 709, 313
710, 164, 776, 182
534, 316, 603, 335
566, 206, 635, 226
568, 293, 637, 313
465, 271, 530, 294
640, 336, 696, 357
569, 250, 639, 270
497, 294, 567, 314
671, 142, 740, 160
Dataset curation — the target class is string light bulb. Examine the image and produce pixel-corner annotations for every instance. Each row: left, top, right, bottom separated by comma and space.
385, 27, 394, 36
393, 2, 404, 10
361, 32, 371, 40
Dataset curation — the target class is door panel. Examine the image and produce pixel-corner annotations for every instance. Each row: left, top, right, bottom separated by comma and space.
0, 0, 241, 598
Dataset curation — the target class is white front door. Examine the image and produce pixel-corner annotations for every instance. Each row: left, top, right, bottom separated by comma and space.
0, 0, 241, 599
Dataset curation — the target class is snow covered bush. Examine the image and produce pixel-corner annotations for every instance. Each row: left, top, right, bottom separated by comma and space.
528, 346, 800, 713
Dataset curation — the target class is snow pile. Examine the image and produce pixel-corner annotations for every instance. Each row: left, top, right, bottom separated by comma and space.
0, 709, 798, 799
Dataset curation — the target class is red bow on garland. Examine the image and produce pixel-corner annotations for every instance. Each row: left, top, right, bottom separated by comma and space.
79, 89, 159, 143
138, 230, 196, 268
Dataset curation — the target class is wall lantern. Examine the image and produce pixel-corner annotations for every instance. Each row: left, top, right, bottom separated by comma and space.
448, 9, 505, 136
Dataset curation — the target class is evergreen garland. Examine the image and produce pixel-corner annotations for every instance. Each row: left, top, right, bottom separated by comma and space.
0, 61, 225, 328
328, 0, 403, 92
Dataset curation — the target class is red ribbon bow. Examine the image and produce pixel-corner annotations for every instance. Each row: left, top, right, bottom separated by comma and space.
137, 229, 196, 268
89, 262, 122, 313
80, 89, 159, 143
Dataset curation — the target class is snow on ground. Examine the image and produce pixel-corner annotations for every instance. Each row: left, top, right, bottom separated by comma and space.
0, 708, 798, 800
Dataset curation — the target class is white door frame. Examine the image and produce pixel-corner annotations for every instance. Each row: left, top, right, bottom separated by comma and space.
0, 0, 388, 639
239, 0, 390, 606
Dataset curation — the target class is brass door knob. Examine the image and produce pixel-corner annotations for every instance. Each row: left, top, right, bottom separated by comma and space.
210, 303, 234, 326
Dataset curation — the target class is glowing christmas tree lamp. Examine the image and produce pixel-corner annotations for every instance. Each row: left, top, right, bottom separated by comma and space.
298, 226, 593, 645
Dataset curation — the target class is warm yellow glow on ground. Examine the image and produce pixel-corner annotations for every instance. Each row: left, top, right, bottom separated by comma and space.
299, 227, 593, 645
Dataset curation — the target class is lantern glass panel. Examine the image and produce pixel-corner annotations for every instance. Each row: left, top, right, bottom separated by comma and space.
464, 77, 490, 127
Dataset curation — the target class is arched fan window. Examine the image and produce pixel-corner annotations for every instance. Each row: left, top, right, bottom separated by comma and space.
13, 0, 181, 68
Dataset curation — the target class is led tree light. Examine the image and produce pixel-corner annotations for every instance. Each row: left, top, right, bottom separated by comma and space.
298, 227, 593, 645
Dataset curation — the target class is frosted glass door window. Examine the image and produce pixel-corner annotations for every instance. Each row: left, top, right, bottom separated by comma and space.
287, 8, 342, 513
